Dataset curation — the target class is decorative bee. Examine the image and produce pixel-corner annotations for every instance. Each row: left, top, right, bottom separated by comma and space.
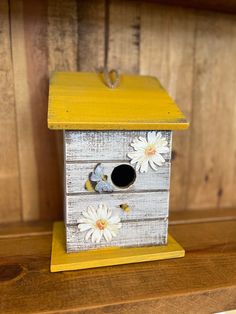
119, 203, 131, 213
85, 163, 113, 193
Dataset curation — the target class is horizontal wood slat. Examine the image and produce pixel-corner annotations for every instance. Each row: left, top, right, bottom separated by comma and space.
64, 130, 172, 161
65, 161, 171, 193
169, 208, 236, 224
66, 218, 167, 252
66, 191, 169, 224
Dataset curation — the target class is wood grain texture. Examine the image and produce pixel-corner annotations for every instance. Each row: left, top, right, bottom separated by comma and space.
137, 0, 236, 14
169, 207, 236, 224
66, 218, 167, 252
77, 0, 105, 71
48, 0, 78, 74
0, 212, 235, 313
48, 0, 78, 199
23, 0, 63, 220
140, 4, 195, 211
12, 0, 63, 220
48, 72, 188, 130
108, 0, 140, 73
10, 0, 40, 220
7, 0, 63, 221
70, 289, 236, 314
66, 191, 169, 224
65, 128, 170, 250
187, 11, 236, 210
0, 221, 52, 238
65, 161, 170, 193
65, 130, 172, 161
0, 0, 21, 222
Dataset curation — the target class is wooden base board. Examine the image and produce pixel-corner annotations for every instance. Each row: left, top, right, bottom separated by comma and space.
50, 221, 185, 272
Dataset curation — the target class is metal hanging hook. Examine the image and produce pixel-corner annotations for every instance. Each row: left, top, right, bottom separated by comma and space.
103, 68, 120, 89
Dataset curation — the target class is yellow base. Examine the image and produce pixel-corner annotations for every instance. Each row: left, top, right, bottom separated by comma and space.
50, 222, 185, 272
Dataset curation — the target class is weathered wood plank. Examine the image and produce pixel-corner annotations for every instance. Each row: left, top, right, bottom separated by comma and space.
66, 191, 169, 224
59, 288, 236, 314
66, 218, 167, 252
139, 0, 236, 14
0, 0, 21, 222
65, 130, 172, 161
77, 0, 105, 71
140, 4, 195, 211
66, 161, 170, 193
48, 0, 78, 74
0, 221, 52, 239
48, 0, 78, 204
170, 208, 236, 225
10, 0, 40, 220
108, 0, 140, 73
187, 11, 236, 209
13, 0, 62, 220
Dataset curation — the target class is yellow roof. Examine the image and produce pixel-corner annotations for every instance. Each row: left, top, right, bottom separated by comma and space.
48, 72, 189, 130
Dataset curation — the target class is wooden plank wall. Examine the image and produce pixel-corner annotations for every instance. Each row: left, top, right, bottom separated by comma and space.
0, 0, 236, 222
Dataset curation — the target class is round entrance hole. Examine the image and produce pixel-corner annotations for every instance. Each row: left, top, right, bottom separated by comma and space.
111, 164, 136, 189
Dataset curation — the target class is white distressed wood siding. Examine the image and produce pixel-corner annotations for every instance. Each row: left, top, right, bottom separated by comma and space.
66, 218, 168, 252
64, 130, 172, 252
66, 191, 169, 224
66, 161, 170, 194
65, 131, 172, 161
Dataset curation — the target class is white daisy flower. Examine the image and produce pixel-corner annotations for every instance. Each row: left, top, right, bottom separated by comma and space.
78, 204, 121, 243
127, 131, 169, 173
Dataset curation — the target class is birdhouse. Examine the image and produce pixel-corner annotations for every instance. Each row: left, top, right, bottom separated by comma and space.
48, 72, 188, 253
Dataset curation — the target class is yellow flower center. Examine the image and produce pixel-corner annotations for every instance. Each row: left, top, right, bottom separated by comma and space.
145, 145, 156, 156
96, 219, 107, 230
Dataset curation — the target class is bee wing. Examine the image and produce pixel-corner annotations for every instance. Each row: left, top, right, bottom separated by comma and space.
95, 180, 113, 193
90, 164, 104, 182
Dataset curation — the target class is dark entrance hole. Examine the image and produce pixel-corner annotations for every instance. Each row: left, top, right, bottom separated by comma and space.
111, 164, 136, 189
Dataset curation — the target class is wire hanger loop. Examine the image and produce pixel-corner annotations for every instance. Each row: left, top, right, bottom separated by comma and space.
103, 68, 120, 89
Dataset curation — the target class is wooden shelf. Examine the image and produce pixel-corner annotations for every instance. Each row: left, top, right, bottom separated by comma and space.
0, 209, 236, 313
